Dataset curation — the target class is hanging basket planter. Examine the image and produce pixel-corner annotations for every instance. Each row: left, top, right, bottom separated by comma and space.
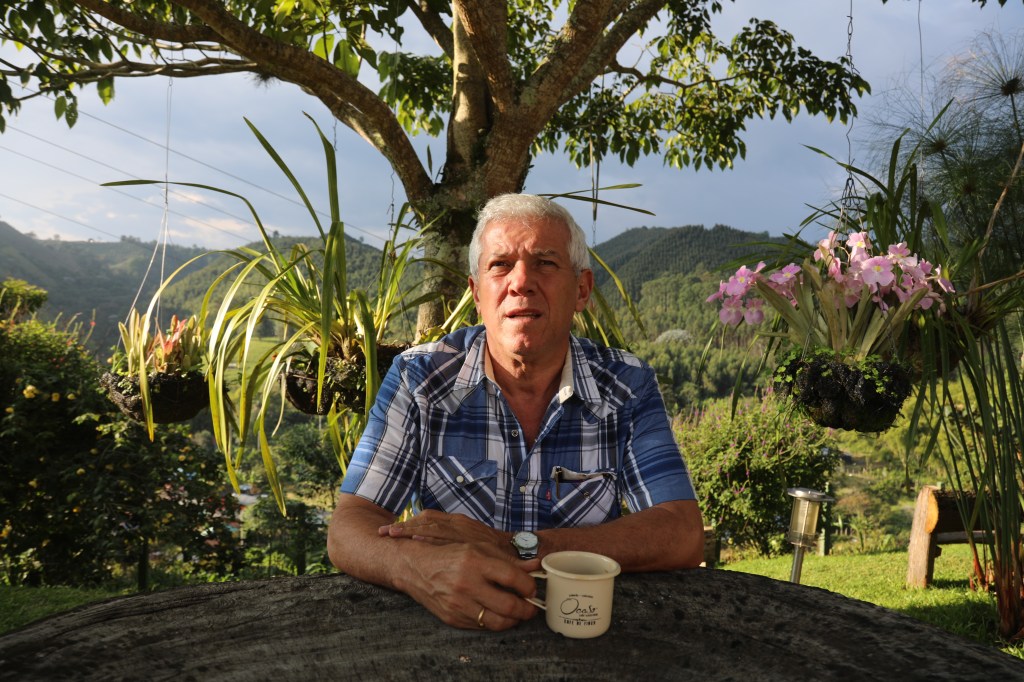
100, 370, 209, 424
285, 344, 407, 415
772, 350, 913, 433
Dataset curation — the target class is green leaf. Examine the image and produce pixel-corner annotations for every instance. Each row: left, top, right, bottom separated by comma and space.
97, 77, 114, 105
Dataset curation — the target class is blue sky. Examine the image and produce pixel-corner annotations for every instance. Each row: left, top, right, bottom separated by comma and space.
1, 1, 1021, 253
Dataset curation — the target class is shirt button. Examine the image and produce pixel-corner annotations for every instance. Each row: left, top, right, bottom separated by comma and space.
511, 429, 519, 438
519, 485, 527, 493
455, 475, 465, 484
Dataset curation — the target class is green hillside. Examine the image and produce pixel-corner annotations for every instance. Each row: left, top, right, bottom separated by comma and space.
593, 224, 784, 298
2, 220, 779, 356
0, 222, 388, 353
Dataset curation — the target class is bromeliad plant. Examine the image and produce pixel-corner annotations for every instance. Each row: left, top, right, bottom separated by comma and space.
101, 308, 208, 438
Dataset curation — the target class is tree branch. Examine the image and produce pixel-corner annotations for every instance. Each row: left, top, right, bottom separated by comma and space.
523, 0, 615, 111
452, 0, 514, 114
405, 0, 453, 59
169, 0, 434, 204
73, 0, 219, 44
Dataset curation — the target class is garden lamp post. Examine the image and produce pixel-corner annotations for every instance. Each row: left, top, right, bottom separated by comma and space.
786, 487, 835, 584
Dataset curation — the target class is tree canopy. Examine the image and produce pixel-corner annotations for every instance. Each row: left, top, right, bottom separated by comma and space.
0, 1, 991, 327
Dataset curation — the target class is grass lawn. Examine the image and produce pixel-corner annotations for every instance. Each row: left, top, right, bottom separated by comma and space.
0, 585, 127, 635
724, 544, 1023, 659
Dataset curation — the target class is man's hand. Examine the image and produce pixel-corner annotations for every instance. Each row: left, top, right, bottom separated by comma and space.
379, 509, 514, 554
396, 540, 540, 630
328, 495, 539, 631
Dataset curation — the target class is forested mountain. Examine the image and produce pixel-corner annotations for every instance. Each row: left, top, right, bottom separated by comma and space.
2, 220, 772, 408
0, 221, 387, 353
592, 224, 785, 298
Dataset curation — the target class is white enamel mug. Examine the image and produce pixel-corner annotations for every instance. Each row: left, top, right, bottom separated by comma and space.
525, 551, 621, 638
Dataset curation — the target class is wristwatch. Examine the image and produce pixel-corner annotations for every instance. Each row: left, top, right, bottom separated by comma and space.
510, 531, 539, 559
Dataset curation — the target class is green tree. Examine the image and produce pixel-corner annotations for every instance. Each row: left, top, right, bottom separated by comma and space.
272, 422, 344, 505
0, 316, 108, 584
0, 1, 879, 331
0, 278, 47, 321
242, 497, 326, 577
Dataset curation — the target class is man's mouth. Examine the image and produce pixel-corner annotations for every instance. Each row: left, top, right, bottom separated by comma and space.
507, 309, 541, 320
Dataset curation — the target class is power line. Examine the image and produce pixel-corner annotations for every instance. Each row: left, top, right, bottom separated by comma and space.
0, 144, 251, 244
68, 90, 388, 246
0, 189, 126, 242
7, 84, 390, 247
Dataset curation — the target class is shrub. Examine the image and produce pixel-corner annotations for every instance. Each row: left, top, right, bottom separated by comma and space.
0, 315, 241, 587
676, 395, 840, 555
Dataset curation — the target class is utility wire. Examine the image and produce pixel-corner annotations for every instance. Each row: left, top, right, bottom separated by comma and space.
0, 144, 249, 243
8, 85, 389, 246
6, 125, 258, 233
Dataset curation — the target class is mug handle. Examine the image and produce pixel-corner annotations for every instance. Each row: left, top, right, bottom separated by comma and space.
525, 570, 547, 610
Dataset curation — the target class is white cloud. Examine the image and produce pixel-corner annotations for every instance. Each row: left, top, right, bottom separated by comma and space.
1, 1, 1021, 252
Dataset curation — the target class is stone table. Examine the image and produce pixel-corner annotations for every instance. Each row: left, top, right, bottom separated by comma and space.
1, 569, 1021, 681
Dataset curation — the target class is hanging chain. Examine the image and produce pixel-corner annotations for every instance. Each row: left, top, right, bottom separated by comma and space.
124, 78, 174, 336
839, 0, 860, 230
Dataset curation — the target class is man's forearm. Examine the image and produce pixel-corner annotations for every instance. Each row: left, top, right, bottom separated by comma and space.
327, 495, 410, 591
533, 500, 704, 572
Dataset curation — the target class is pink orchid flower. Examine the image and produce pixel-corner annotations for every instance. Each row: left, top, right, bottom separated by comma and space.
769, 263, 801, 286
814, 231, 838, 262
846, 231, 871, 258
743, 298, 765, 325
720, 297, 746, 326
724, 262, 765, 297
861, 256, 895, 289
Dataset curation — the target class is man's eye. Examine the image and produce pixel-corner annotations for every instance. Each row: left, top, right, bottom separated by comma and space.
489, 261, 509, 270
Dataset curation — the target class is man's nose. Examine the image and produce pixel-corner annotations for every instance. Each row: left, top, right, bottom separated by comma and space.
507, 261, 535, 294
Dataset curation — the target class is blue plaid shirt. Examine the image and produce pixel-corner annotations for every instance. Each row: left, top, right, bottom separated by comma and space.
341, 326, 695, 531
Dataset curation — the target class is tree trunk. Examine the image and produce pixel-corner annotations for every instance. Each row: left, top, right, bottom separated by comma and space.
136, 537, 149, 592
415, 205, 477, 335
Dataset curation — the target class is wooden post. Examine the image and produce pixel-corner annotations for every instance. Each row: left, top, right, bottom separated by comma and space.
702, 526, 720, 568
906, 485, 941, 588
906, 485, 979, 588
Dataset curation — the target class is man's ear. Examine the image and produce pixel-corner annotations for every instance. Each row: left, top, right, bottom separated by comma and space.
576, 269, 594, 312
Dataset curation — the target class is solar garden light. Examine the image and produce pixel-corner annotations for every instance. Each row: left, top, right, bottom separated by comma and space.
786, 487, 834, 584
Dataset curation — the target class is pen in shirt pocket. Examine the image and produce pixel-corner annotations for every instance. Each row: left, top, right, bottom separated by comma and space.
550, 466, 614, 498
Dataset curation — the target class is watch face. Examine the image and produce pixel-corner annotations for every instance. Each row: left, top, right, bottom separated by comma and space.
514, 531, 538, 550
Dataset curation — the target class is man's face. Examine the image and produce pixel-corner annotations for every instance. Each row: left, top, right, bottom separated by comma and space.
469, 217, 593, 362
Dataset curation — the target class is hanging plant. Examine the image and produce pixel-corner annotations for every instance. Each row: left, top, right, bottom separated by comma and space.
285, 343, 408, 415
107, 116, 436, 510
772, 347, 912, 432
708, 230, 954, 432
101, 310, 208, 434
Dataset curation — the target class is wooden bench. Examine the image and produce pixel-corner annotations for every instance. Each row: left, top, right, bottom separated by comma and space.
906, 484, 984, 588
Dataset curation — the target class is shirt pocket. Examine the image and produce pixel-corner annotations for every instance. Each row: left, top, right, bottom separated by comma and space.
549, 466, 618, 528
422, 456, 498, 523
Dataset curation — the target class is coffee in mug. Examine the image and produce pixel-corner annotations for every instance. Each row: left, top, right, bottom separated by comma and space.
526, 551, 621, 638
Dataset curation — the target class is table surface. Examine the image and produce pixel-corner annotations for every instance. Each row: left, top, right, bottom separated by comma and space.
1, 568, 1021, 681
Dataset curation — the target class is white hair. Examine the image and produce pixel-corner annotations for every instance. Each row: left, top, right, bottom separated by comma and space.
469, 194, 591, 279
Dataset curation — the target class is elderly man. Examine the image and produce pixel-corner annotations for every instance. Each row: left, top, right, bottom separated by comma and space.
327, 193, 703, 631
